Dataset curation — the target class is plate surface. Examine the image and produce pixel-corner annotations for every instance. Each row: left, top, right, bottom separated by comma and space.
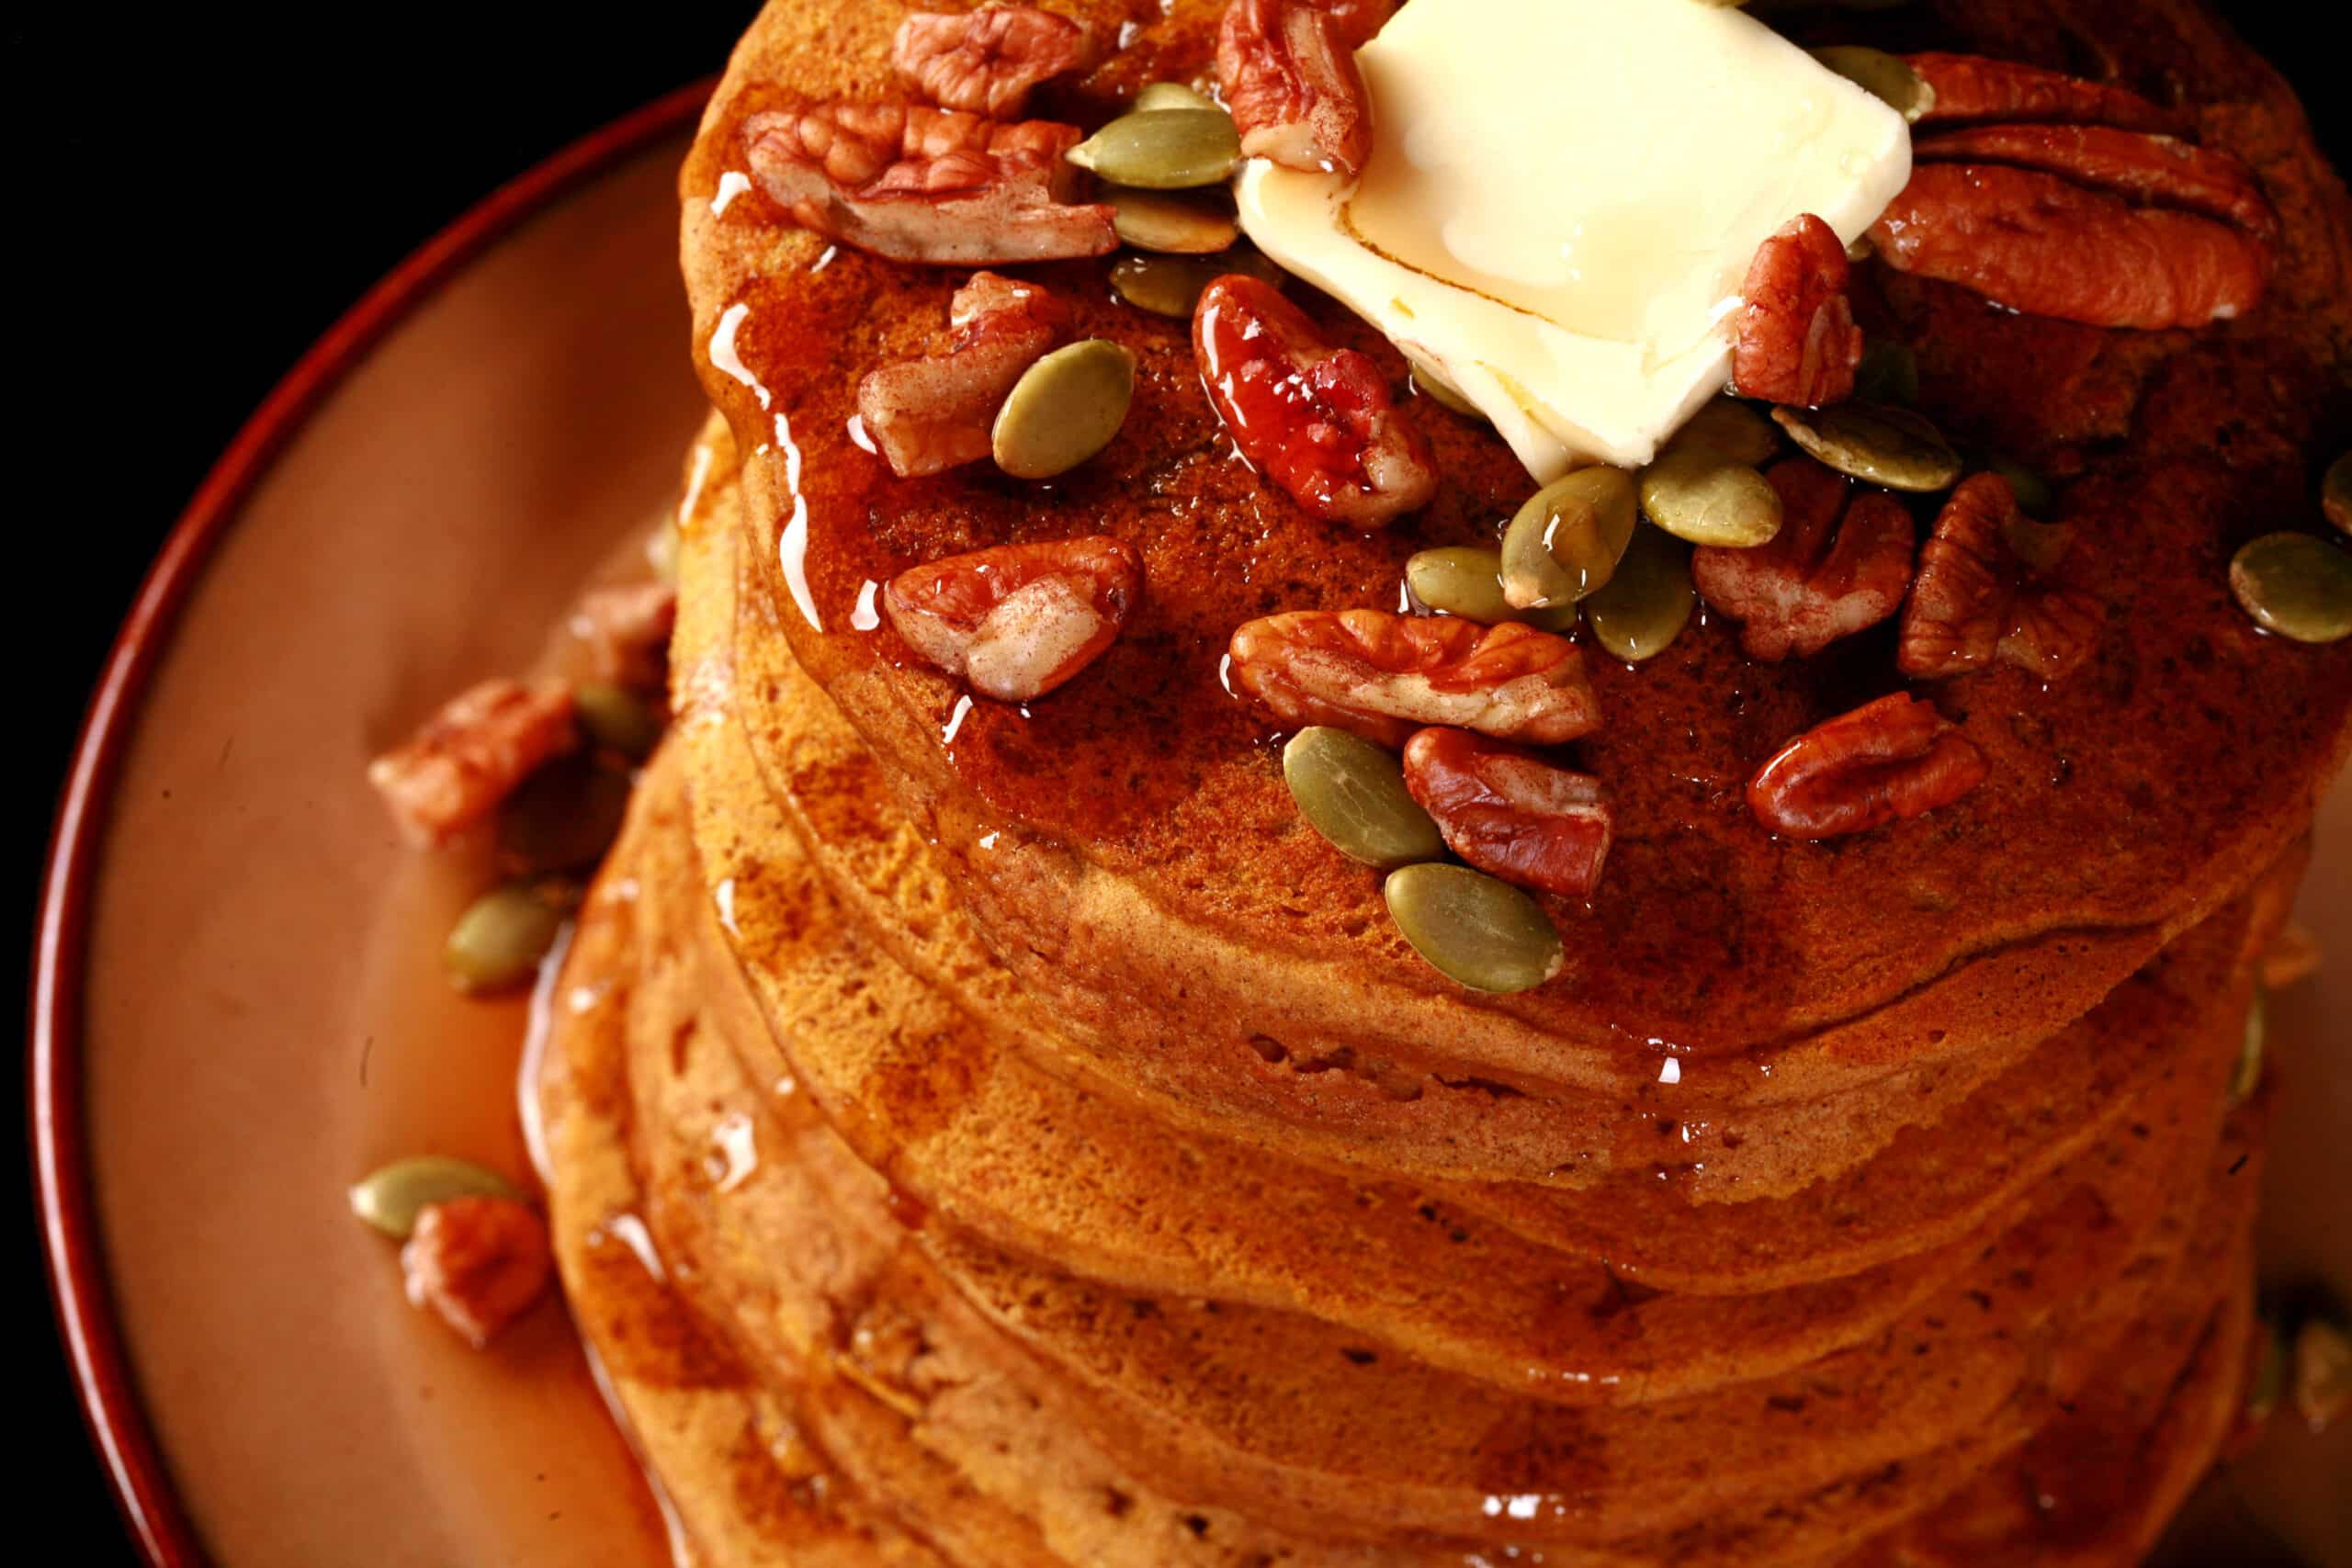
35, 94, 2352, 1568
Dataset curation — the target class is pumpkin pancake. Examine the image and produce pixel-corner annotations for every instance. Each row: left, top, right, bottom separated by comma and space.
678, 0, 2352, 1179
565, 731, 2266, 1561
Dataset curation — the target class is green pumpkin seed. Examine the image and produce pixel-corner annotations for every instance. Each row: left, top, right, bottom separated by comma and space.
446, 879, 576, 995
1772, 402, 1962, 492
498, 756, 631, 874
1106, 186, 1239, 254
1109, 248, 1281, 318
1810, 46, 1936, 121
1984, 455, 2055, 520
1583, 526, 1695, 663
1384, 863, 1564, 995
1134, 81, 1216, 113
2230, 985, 2267, 1107
349, 1156, 522, 1238
2246, 1314, 2290, 1422
1068, 108, 1240, 189
1637, 448, 1782, 547
2294, 1316, 2352, 1431
1405, 547, 1577, 631
1501, 467, 1639, 608
992, 339, 1136, 479
1668, 399, 1781, 467
1283, 728, 1445, 871
2323, 452, 2350, 537
575, 682, 664, 761
1407, 354, 1486, 421
2229, 532, 2352, 644
1853, 341, 1918, 407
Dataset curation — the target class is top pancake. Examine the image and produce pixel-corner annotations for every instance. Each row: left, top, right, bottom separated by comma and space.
679, 0, 2352, 1094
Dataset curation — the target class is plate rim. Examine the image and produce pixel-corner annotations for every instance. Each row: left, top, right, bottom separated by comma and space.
28, 79, 713, 1567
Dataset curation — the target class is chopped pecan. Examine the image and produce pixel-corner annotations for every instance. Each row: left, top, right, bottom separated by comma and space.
1898, 473, 2102, 681
744, 103, 1114, 265
1733, 214, 1863, 408
571, 580, 678, 691
1869, 164, 2269, 330
368, 679, 576, 847
1747, 693, 1987, 840
892, 7, 1093, 119
1913, 124, 2278, 241
884, 536, 1142, 701
1693, 456, 1915, 661
1216, 0, 1374, 175
401, 1195, 553, 1348
1402, 728, 1613, 899
1227, 610, 1599, 749
1904, 52, 2178, 134
857, 272, 1069, 478
1194, 275, 1434, 527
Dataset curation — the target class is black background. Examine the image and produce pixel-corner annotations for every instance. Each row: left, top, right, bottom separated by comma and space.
6, 2, 2344, 1560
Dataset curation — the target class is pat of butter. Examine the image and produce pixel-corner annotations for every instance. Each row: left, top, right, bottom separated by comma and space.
1234, 0, 1912, 479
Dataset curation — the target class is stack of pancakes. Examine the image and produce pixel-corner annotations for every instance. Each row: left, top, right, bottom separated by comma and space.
538, 0, 2352, 1562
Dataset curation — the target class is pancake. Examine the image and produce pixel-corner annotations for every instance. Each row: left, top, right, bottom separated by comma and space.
542, 725, 2264, 1562
678, 0, 2352, 1177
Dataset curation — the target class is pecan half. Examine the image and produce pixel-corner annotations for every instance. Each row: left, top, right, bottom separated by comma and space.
1194, 275, 1434, 526
1904, 52, 2178, 134
892, 7, 1093, 119
1692, 456, 1915, 661
401, 1196, 553, 1348
1898, 472, 2102, 681
1747, 693, 1987, 840
1913, 125, 2278, 241
884, 536, 1142, 701
571, 580, 679, 690
1402, 728, 1613, 899
1227, 610, 1599, 749
1733, 215, 1862, 409
368, 679, 576, 846
744, 103, 1114, 265
1216, 0, 1374, 175
1869, 164, 2269, 330
857, 272, 1069, 478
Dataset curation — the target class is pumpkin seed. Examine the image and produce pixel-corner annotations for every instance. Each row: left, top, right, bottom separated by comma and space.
1984, 454, 2055, 520
498, 756, 631, 874
1408, 354, 1486, 421
446, 878, 576, 995
1638, 447, 1782, 547
1068, 108, 1239, 189
1109, 248, 1281, 318
575, 682, 663, 761
1853, 340, 1918, 407
1500, 467, 1639, 608
1384, 863, 1564, 995
1134, 81, 1216, 114
2002, 513, 2075, 575
2229, 532, 2352, 645
349, 1156, 522, 1238
1772, 402, 1962, 492
2229, 985, 2267, 1107
1106, 186, 1239, 254
1669, 399, 1780, 467
1283, 728, 1445, 871
1405, 547, 1577, 631
992, 339, 1136, 479
2247, 1312, 2290, 1423
2294, 1315, 2352, 1432
2323, 452, 2350, 537
1583, 526, 1695, 663
1810, 46, 1936, 121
